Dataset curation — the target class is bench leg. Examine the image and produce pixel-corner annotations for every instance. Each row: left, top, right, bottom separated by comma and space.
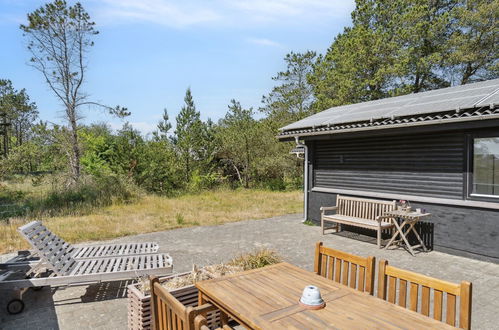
322, 219, 340, 235
377, 226, 382, 248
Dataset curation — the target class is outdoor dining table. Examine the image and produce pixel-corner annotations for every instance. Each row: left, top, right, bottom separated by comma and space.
383, 209, 431, 256
195, 262, 454, 329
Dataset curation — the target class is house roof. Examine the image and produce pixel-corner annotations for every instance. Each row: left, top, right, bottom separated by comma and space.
278, 78, 499, 138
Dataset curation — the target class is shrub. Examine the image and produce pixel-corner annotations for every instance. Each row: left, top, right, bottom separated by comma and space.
0, 174, 141, 219
175, 213, 185, 225
229, 248, 282, 270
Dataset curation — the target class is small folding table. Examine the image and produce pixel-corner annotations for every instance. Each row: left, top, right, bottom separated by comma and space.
383, 210, 431, 256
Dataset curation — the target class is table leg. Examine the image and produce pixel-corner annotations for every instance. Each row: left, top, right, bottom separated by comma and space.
410, 222, 428, 252
220, 311, 229, 326
384, 220, 402, 250
198, 292, 206, 306
399, 221, 416, 256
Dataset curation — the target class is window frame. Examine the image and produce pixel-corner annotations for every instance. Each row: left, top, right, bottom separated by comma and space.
467, 131, 499, 202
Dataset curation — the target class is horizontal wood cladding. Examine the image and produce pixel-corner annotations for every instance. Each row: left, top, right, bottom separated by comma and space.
313, 132, 465, 199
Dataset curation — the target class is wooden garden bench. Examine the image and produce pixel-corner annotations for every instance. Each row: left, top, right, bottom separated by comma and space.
321, 195, 397, 248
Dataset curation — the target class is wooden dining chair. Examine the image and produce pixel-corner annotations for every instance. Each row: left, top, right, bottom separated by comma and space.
314, 242, 376, 295
150, 276, 235, 330
377, 260, 472, 329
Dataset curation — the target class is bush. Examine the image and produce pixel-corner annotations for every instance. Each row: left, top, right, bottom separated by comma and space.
0, 174, 141, 219
187, 170, 223, 192
32, 175, 140, 215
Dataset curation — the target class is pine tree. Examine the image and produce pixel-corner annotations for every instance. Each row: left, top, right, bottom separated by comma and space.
261, 51, 316, 128
173, 88, 205, 182
155, 108, 172, 140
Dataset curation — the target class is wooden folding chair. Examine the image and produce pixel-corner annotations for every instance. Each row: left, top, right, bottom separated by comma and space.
314, 242, 376, 295
378, 260, 472, 329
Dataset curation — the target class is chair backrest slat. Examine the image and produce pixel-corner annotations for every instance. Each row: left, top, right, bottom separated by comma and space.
314, 242, 375, 295
18, 221, 76, 275
151, 277, 188, 330
150, 277, 231, 330
378, 260, 472, 329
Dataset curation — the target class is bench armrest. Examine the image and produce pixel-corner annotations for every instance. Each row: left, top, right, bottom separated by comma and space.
376, 215, 392, 222
320, 206, 338, 216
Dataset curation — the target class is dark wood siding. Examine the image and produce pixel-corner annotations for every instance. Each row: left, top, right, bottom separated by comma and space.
307, 190, 499, 263
313, 132, 465, 199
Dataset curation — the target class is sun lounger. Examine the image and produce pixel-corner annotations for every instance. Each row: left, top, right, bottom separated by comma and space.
19, 221, 159, 260
0, 222, 173, 314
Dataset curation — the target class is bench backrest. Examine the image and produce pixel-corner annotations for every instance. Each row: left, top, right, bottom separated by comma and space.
378, 260, 472, 329
336, 195, 396, 223
18, 221, 76, 275
314, 242, 375, 295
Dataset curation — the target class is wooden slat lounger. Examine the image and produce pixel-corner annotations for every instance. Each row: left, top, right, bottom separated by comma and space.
18, 221, 159, 260
0, 225, 173, 314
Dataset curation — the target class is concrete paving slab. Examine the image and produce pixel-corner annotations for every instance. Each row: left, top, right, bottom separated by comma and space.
1, 214, 498, 329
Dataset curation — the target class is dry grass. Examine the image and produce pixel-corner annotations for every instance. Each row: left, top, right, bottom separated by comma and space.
229, 248, 282, 270
0, 189, 302, 254
138, 248, 282, 294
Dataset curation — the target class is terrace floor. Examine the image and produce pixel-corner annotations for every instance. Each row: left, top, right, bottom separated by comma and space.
1, 213, 498, 329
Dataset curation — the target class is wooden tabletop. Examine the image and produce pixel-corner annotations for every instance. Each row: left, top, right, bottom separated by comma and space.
196, 262, 455, 330
385, 209, 431, 219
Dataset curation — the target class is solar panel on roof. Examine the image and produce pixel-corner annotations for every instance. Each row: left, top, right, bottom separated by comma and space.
280, 79, 499, 132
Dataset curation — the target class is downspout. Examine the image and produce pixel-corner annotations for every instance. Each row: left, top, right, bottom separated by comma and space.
295, 136, 308, 222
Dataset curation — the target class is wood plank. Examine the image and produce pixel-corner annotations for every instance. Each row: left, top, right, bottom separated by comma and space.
349, 264, 357, 289
434, 289, 443, 321
321, 255, 327, 277
334, 258, 342, 282
421, 286, 430, 316
320, 246, 368, 266
341, 260, 349, 286
327, 256, 334, 280
459, 282, 472, 330
385, 266, 460, 295
446, 294, 456, 327
398, 279, 407, 308
358, 266, 365, 292
196, 263, 453, 330
388, 276, 396, 304
410, 282, 419, 312
313, 242, 322, 275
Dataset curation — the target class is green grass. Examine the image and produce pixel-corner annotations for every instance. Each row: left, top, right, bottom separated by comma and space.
302, 219, 316, 226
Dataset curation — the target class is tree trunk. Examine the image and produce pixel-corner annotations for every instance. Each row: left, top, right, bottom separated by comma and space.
68, 108, 81, 183
244, 136, 250, 188
461, 63, 475, 85
231, 162, 244, 187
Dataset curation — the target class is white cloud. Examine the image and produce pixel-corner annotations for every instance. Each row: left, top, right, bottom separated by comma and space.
90, 0, 354, 28
226, 0, 353, 22
247, 37, 282, 48
94, 0, 220, 28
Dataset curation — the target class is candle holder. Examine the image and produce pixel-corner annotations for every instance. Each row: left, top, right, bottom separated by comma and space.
299, 285, 325, 310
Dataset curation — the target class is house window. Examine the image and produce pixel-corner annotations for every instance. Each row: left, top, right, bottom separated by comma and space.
471, 136, 499, 197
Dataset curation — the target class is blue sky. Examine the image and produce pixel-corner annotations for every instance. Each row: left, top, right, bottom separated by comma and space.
0, 0, 354, 134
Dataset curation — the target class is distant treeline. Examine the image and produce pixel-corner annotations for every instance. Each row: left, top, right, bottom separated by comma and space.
0, 0, 497, 194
